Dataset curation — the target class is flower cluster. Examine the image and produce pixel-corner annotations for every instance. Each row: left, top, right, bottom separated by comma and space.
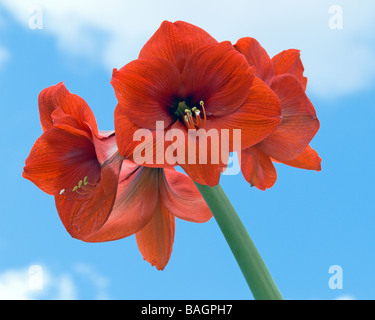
23, 21, 320, 270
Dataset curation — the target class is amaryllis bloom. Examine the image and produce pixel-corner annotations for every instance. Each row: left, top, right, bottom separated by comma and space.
234, 38, 321, 190
23, 83, 212, 270
112, 21, 282, 186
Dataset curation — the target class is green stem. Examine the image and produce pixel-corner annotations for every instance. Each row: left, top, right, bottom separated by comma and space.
195, 183, 283, 300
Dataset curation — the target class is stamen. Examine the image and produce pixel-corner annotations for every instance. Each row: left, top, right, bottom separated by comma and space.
64, 176, 98, 197
200, 101, 207, 124
180, 100, 207, 129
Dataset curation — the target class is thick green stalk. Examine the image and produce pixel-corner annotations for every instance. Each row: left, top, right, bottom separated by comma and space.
195, 183, 283, 300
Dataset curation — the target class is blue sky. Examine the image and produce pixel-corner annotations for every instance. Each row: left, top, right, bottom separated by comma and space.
0, 0, 374, 300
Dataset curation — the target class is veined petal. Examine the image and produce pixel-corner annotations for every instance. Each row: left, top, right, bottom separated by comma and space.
179, 162, 223, 187
111, 57, 180, 130
241, 147, 277, 191
257, 74, 320, 162
50, 107, 92, 140
135, 202, 176, 270
84, 166, 160, 242
169, 121, 224, 186
275, 145, 321, 171
272, 49, 308, 91
114, 110, 179, 168
234, 37, 275, 84
139, 20, 217, 73
161, 168, 212, 223
55, 153, 123, 240
38, 82, 98, 135
204, 77, 282, 151
92, 132, 119, 166
181, 41, 255, 117
23, 127, 101, 196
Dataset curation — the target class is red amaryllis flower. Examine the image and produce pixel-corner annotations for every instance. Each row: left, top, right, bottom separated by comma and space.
23, 83, 212, 270
112, 21, 282, 186
234, 38, 321, 190
23, 83, 122, 238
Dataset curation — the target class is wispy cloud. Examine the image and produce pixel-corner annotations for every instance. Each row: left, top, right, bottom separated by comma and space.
335, 294, 357, 300
73, 263, 111, 300
1, 0, 374, 98
0, 46, 9, 70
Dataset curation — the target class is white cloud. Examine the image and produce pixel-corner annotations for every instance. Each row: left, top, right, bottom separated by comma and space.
0, 263, 109, 300
0, 265, 77, 300
1, 0, 374, 98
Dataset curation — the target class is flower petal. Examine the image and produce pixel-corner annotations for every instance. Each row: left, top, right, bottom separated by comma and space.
256, 74, 320, 162
204, 77, 282, 151
169, 121, 224, 186
23, 128, 101, 196
272, 49, 308, 91
111, 57, 180, 130
84, 166, 160, 242
114, 110, 179, 167
274, 145, 321, 171
181, 41, 255, 117
38, 82, 98, 135
234, 37, 275, 84
55, 153, 123, 240
241, 147, 277, 191
161, 168, 212, 223
179, 162, 223, 187
135, 202, 175, 270
139, 20, 217, 73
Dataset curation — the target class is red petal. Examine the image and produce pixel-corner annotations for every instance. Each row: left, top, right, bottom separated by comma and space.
181, 41, 255, 117
272, 49, 308, 91
23, 128, 101, 196
161, 168, 212, 223
241, 147, 277, 190
179, 162, 222, 187
55, 153, 123, 240
170, 121, 224, 186
275, 145, 321, 171
256, 74, 320, 162
38, 82, 98, 135
204, 77, 282, 151
139, 20, 217, 73
84, 165, 160, 242
92, 132, 118, 166
135, 202, 175, 270
114, 110, 179, 167
234, 37, 275, 84
111, 57, 180, 130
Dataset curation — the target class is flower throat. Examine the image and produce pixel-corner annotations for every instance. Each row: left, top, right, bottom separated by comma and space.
174, 100, 206, 129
